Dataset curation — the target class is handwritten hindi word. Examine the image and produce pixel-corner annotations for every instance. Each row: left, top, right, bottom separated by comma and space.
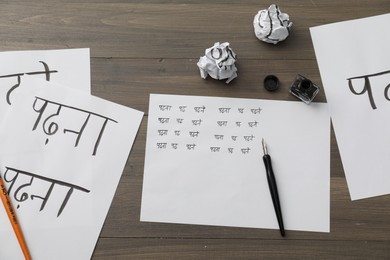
189, 131, 200, 137
32, 96, 118, 156
192, 119, 202, 126
3, 166, 90, 217
0, 61, 58, 105
347, 69, 390, 110
158, 117, 170, 124
219, 108, 231, 113
158, 130, 168, 136
214, 134, 224, 140
158, 105, 172, 111
243, 135, 255, 141
241, 147, 251, 154
157, 142, 167, 149
210, 147, 221, 152
194, 106, 206, 113
251, 108, 262, 114
210, 146, 251, 154
186, 144, 196, 150
217, 120, 228, 127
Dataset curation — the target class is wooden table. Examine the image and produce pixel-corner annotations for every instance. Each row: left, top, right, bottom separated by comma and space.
2, 1, 389, 259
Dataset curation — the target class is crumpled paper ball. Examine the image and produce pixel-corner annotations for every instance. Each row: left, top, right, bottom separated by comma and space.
253, 4, 292, 44
197, 42, 237, 84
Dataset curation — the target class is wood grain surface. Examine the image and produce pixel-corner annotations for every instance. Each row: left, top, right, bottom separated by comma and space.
1, 1, 389, 259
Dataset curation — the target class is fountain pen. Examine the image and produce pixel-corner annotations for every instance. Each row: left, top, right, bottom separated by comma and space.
262, 138, 285, 237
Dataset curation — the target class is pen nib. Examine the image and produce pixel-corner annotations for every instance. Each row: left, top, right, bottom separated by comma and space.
262, 138, 268, 155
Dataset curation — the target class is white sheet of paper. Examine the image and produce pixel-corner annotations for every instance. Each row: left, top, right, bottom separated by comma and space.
310, 14, 390, 200
0, 79, 143, 259
141, 94, 330, 232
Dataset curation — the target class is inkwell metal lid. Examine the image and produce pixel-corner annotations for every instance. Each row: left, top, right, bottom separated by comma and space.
264, 75, 279, 91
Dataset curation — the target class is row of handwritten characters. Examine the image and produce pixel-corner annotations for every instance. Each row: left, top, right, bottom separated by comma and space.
156, 142, 252, 154
157, 129, 256, 141
3, 166, 90, 217
158, 104, 262, 115
158, 117, 260, 128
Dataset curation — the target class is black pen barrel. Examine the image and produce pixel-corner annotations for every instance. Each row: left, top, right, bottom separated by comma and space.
263, 154, 285, 237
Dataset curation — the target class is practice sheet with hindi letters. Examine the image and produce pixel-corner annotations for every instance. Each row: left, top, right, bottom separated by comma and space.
141, 94, 330, 232
310, 13, 390, 200
0, 78, 143, 259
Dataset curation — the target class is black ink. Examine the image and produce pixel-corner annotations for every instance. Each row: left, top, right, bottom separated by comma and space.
157, 143, 167, 149
158, 129, 169, 136
251, 108, 262, 114
347, 69, 390, 110
158, 117, 170, 124
217, 121, 228, 127
158, 105, 172, 111
91, 117, 110, 156
57, 186, 74, 217
189, 131, 200, 137
0, 61, 58, 105
210, 147, 221, 152
211, 47, 222, 59
244, 135, 255, 141
241, 147, 251, 154
192, 119, 202, 126
186, 144, 196, 150
384, 83, 390, 101
31, 182, 55, 213
32, 97, 48, 130
218, 108, 231, 113
26, 61, 57, 81
194, 106, 206, 113
43, 105, 61, 137
214, 134, 224, 140
63, 114, 90, 147
5, 75, 21, 105
348, 76, 376, 109
14, 177, 33, 207
32, 98, 61, 144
